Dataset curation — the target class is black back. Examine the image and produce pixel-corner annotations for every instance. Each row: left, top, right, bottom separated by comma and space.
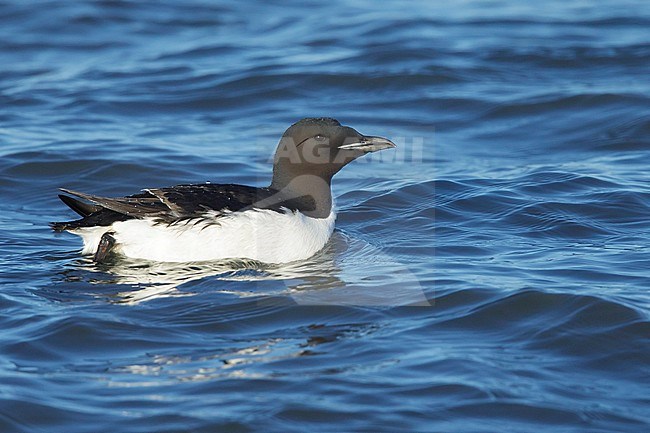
50, 183, 315, 231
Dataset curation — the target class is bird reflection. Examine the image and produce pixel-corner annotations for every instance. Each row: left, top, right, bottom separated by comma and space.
60, 231, 430, 306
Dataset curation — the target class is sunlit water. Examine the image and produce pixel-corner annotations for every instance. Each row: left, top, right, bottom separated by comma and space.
1, 1, 649, 432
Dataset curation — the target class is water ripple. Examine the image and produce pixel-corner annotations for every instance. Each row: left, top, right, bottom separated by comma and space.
1, 0, 650, 431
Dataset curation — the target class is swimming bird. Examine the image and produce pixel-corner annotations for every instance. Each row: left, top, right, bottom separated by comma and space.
51, 118, 396, 263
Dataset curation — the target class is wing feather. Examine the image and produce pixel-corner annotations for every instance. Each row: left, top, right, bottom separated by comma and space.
59, 188, 171, 218
54, 184, 291, 230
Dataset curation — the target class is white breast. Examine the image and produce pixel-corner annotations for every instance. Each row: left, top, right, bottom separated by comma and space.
72, 208, 336, 263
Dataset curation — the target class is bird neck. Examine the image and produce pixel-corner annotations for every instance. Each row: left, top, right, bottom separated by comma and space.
270, 173, 333, 218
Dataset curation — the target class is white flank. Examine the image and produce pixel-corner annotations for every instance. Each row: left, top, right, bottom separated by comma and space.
70, 208, 337, 263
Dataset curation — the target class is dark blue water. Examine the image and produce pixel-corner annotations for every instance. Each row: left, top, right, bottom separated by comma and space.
1, 1, 649, 431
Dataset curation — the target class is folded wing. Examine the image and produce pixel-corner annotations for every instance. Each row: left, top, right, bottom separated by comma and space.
50, 184, 278, 231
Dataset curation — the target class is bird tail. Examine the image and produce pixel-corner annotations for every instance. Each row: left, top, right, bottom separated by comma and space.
50, 191, 102, 231
58, 193, 101, 217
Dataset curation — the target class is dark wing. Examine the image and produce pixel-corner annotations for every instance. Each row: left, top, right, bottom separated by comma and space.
142, 183, 315, 216
143, 184, 277, 218
50, 183, 292, 231
58, 194, 102, 217
58, 188, 171, 218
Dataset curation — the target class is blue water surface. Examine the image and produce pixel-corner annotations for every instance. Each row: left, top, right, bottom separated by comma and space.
1, 0, 649, 432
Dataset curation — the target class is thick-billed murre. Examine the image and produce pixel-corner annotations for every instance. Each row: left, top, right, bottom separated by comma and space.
51, 118, 396, 263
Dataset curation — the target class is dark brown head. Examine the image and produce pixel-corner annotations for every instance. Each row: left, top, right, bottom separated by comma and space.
268, 118, 396, 218
270, 117, 395, 189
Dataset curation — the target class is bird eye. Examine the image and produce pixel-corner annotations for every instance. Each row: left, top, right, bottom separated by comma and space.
314, 135, 327, 142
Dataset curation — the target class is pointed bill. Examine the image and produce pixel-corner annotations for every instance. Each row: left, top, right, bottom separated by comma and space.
338, 136, 396, 152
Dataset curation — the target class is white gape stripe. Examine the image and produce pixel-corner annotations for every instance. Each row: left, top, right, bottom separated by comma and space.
71, 208, 336, 263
